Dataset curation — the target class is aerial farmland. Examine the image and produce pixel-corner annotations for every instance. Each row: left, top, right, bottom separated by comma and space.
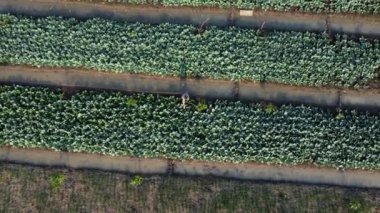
0, 0, 379, 212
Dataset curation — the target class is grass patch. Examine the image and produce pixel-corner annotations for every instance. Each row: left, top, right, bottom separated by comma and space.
49, 173, 65, 192
129, 175, 143, 186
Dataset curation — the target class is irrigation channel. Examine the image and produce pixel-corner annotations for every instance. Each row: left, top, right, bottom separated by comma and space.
1, 66, 379, 111
0, 147, 379, 189
0, 0, 379, 37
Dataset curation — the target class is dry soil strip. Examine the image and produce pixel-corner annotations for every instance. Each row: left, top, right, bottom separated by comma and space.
0, 0, 379, 37
0, 147, 379, 189
1, 65, 380, 110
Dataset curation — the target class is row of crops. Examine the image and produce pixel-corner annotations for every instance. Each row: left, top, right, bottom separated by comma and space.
69, 0, 380, 14
1, 85, 379, 169
1, 15, 379, 88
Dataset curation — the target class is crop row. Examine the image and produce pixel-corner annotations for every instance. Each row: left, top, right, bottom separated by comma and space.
69, 0, 380, 14
1, 15, 379, 88
1, 85, 379, 169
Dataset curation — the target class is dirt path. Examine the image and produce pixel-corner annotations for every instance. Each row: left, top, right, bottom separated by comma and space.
1, 65, 379, 110
0, 147, 379, 189
0, 0, 379, 36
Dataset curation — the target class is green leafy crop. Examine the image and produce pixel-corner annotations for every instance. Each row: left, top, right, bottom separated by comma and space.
67, 0, 380, 14
0, 85, 379, 169
0, 15, 379, 88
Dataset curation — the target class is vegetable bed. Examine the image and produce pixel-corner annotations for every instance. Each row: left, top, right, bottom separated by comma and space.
68, 0, 380, 14
1, 15, 379, 88
1, 85, 379, 169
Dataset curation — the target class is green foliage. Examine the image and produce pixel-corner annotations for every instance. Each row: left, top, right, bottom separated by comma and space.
49, 173, 65, 191
129, 175, 143, 186
335, 112, 345, 120
59, 92, 65, 100
349, 201, 362, 211
69, 0, 379, 14
348, 199, 371, 213
1, 85, 380, 169
1, 15, 379, 88
162, 0, 326, 12
126, 98, 138, 106
264, 103, 277, 114
330, 0, 380, 14
195, 100, 208, 112
0, 15, 12, 27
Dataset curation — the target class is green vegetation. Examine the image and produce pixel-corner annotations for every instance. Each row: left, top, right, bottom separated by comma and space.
1, 85, 379, 169
69, 0, 380, 14
195, 100, 208, 112
49, 173, 65, 191
126, 97, 138, 106
129, 175, 143, 186
330, 0, 380, 14
264, 103, 277, 114
0, 164, 378, 212
1, 14, 379, 88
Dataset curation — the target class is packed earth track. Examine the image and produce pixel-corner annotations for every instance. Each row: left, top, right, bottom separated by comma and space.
1, 147, 380, 189
1, 65, 379, 110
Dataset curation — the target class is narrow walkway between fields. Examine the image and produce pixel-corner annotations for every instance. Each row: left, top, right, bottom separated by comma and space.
0, 147, 379, 189
1, 66, 379, 110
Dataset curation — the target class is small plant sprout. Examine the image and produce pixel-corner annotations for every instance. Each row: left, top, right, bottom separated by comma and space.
129, 175, 143, 186
50, 173, 65, 192
335, 109, 344, 120
349, 200, 363, 212
59, 91, 65, 100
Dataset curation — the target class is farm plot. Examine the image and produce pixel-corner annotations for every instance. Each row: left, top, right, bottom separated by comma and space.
0, 85, 379, 169
0, 163, 378, 212
67, 0, 380, 14
0, 15, 379, 88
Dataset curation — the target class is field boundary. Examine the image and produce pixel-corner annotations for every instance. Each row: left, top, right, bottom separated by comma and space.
0, 0, 379, 37
0, 147, 379, 189
1, 66, 379, 110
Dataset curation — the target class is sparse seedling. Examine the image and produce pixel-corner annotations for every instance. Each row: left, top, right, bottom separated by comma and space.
59, 91, 65, 100
349, 200, 364, 212
129, 175, 143, 186
335, 109, 345, 120
50, 173, 65, 192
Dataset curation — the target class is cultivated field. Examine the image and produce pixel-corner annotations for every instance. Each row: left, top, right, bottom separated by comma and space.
0, 163, 379, 212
